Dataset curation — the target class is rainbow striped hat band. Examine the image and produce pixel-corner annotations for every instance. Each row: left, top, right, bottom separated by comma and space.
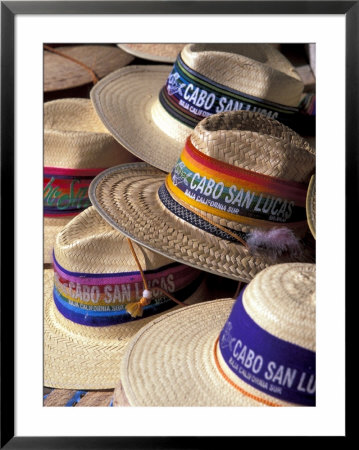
162, 136, 309, 238
52, 251, 203, 327
50, 209, 205, 327
43, 98, 139, 264
88, 111, 316, 283
44, 207, 208, 389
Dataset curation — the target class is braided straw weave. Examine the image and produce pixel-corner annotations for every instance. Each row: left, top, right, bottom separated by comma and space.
91, 43, 304, 172
44, 207, 208, 390
117, 43, 186, 63
44, 98, 139, 168
44, 45, 134, 92
189, 111, 314, 235
89, 111, 315, 282
44, 98, 139, 264
117, 263, 315, 406
306, 175, 316, 239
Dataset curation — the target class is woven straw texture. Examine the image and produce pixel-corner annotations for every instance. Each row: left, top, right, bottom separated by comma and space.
182, 44, 303, 106
118, 263, 315, 406
44, 267, 208, 390
54, 206, 173, 273
44, 45, 134, 92
44, 216, 73, 265
306, 175, 316, 239
91, 44, 304, 172
44, 98, 140, 168
89, 112, 315, 282
117, 43, 186, 62
44, 99, 139, 264
188, 111, 314, 234
44, 207, 209, 389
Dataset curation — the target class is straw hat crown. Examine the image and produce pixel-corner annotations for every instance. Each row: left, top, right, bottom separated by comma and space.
117, 43, 186, 63
116, 263, 316, 406
43, 99, 139, 265
191, 110, 314, 183
54, 206, 176, 274
242, 263, 316, 350
181, 44, 304, 107
181, 110, 315, 236
44, 98, 138, 168
44, 207, 207, 390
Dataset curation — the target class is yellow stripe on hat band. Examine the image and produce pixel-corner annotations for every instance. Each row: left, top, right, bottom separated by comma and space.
165, 176, 275, 228
165, 138, 308, 232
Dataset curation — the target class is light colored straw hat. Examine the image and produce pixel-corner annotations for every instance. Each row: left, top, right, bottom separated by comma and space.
44, 98, 139, 264
44, 44, 134, 92
89, 111, 315, 283
116, 43, 186, 63
306, 174, 316, 239
115, 262, 316, 407
91, 43, 304, 172
44, 206, 209, 389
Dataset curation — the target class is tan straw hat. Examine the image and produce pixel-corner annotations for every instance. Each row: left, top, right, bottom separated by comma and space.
306, 174, 316, 239
44, 206, 208, 389
44, 98, 139, 264
89, 111, 315, 283
91, 43, 304, 172
44, 44, 134, 92
116, 43, 186, 63
115, 262, 316, 406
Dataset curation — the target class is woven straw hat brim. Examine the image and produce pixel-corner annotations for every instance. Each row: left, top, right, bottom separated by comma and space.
44, 268, 208, 390
89, 163, 316, 283
44, 45, 134, 92
306, 175, 316, 239
90, 65, 192, 173
116, 43, 185, 63
119, 298, 268, 406
44, 217, 73, 265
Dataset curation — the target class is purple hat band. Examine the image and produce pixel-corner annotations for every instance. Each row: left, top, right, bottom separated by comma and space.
217, 289, 315, 406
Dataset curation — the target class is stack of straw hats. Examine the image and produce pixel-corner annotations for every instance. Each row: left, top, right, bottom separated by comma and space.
43, 43, 316, 407
43, 98, 139, 264
114, 262, 316, 406
44, 206, 209, 389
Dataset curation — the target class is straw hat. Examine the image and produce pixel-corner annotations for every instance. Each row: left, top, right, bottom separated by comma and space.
91, 43, 304, 172
44, 44, 134, 92
44, 206, 209, 389
44, 388, 114, 407
44, 98, 139, 264
115, 262, 316, 406
306, 174, 316, 239
89, 111, 315, 283
116, 43, 186, 63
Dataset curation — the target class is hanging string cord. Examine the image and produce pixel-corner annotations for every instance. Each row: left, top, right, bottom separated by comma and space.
44, 45, 99, 85
125, 238, 188, 318
165, 179, 249, 249
233, 281, 243, 299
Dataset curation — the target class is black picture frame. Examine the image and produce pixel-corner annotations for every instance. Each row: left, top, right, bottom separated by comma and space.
1, 1, 355, 448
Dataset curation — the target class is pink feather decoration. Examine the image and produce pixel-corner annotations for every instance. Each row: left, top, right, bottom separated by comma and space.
246, 227, 302, 261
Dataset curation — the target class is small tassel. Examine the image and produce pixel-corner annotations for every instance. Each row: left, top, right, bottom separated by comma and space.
247, 227, 302, 262
125, 289, 152, 318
